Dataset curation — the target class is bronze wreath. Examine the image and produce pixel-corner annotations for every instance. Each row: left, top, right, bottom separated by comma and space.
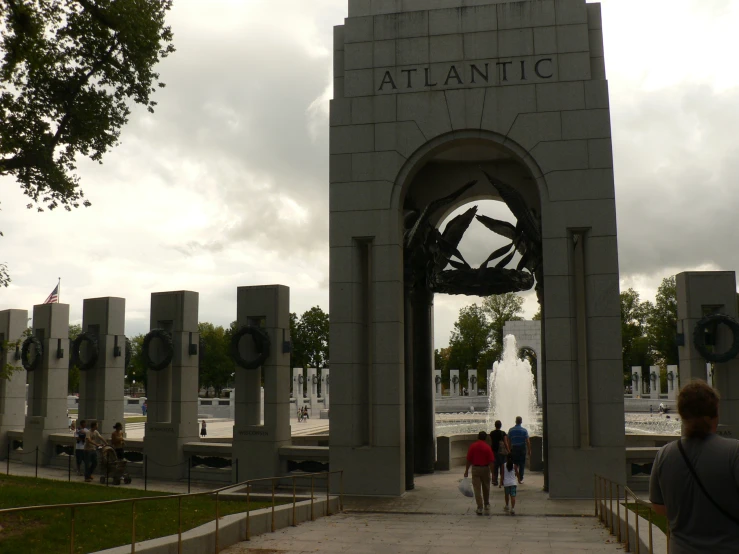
21, 335, 43, 371
230, 325, 270, 370
142, 329, 174, 371
71, 332, 99, 371
693, 313, 739, 364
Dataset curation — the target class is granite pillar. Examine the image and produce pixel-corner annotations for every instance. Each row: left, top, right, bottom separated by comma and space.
77, 297, 126, 435
143, 291, 200, 479
24, 303, 70, 465
0, 310, 28, 457
232, 285, 291, 480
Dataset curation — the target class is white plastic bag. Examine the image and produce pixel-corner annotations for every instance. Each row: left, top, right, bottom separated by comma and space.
458, 477, 474, 498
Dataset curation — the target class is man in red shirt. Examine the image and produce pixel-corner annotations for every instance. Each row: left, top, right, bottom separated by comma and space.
464, 431, 496, 515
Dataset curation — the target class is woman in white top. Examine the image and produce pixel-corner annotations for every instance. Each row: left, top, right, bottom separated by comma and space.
499, 457, 521, 515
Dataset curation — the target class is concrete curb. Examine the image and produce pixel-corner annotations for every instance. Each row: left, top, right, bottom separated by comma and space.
96, 496, 341, 554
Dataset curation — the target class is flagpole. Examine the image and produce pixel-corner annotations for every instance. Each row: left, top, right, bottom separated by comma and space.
57, 277, 61, 304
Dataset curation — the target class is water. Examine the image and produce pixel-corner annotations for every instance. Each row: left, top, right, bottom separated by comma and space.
487, 335, 541, 435
433, 333, 681, 437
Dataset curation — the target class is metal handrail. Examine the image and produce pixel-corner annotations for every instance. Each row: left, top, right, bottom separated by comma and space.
0, 469, 344, 554
594, 473, 670, 554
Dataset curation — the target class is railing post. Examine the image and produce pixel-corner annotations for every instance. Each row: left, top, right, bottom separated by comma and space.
594, 474, 598, 517
635, 493, 640, 554
246, 484, 251, 541
625, 488, 630, 552
326, 473, 330, 516
616, 484, 621, 543
178, 495, 183, 554
235, 458, 238, 483
35, 447, 38, 478
271, 478, 276, 532
144, 455, 148, 491
70, 506, 75, 554
68, 450, 72, 482
215, 490, 220, 553
292, 477, 297, 527
6, 442, 9, 475
310, 475, 315, 521
609, 481, 614, 533
340, 471, 344, 512
132, 500, 137, 554
648, 507, 653, 554
188, 456, 191, 494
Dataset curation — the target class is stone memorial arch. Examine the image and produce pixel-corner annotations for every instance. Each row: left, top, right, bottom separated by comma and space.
330, 0, 624, 498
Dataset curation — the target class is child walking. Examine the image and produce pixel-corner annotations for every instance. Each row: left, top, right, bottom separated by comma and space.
499, 457, 520, 515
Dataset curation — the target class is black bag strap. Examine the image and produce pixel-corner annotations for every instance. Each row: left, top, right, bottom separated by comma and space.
677, 439, 739, 525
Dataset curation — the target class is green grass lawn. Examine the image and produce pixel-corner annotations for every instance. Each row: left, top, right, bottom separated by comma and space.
124, 416, 147, 424
0, 473, 277, 554
625, 503, 668, 534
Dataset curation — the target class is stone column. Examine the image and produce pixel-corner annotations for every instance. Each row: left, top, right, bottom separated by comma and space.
449, 369, 460, 396
666, 365, 678, 401
232, 285, 291, 480
143, 291, 200, 479
649, 366, 660, 401
24, 303, 70, 465
467, 370, 478, 397
677, 271, 739, 435
434, 369, 442, 398
411, 289, 434, 475
321, 368, 330, 410
307, 367, 319, 415
631, 367, 642, 398
0, 310, 28, 457
77, 297, 126, 434
706, 363, 713, 387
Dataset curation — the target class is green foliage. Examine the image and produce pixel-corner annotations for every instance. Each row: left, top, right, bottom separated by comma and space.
0, 0, 175, 282
0, 473, 276, 554
647, 276, 679, 367
290, 306, 329, 366
447, 304, 491, 378
125, 333, 146, 392
198, 322, 234, 397
620, 288, 654, 384
482, 292, 525, 361
445, 294, 527, 389
532, 306, 541, 321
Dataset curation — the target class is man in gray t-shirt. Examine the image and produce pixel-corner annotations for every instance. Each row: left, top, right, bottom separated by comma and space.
649, 381, 739, 554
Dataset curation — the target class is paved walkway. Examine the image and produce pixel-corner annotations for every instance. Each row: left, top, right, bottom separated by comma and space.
123, 417, 329, 439
222, 472, 622, 553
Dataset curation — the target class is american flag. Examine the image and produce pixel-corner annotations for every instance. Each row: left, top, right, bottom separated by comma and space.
44, 283, 59, 304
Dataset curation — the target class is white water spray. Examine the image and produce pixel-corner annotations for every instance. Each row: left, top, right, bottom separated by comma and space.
487, 335, 540, 434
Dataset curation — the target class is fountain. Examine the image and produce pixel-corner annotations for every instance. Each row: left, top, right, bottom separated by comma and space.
487, 335, 541, 435
434, 333, 681, 437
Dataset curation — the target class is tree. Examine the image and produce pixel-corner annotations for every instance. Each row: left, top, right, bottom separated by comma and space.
482, 293, 525, 360
125, 333, 147, 393
447, 304, 491, 381
647, 276, 678, 368
297, 307, 329, 370
198, 322, 234, 398
289, 312, 308, 370
620, 288, 654, 386
532, 306, 541, 321
0, 0, 175, 280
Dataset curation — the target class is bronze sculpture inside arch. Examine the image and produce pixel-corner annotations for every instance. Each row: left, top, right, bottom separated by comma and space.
402, 171, 543, 489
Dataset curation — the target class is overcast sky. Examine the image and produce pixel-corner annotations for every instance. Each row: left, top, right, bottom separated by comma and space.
1, 0, 738, 350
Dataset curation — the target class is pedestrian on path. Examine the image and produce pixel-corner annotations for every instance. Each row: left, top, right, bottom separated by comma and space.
489, 420, 510, 486
508, 416, 531, 483
74, 420, 88, 476
83, 421, 106, 482
650, 380, 739, 553
464, 431, 495, 515
500, 457, 520, 515
201, 420, 207, 437
111, 423, 125, 460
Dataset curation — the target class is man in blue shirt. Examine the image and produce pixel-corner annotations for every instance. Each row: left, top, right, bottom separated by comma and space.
508, 416, 531, 483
